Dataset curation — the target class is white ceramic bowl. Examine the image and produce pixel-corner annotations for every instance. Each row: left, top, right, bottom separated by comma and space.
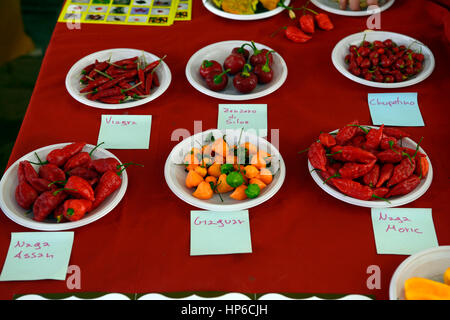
202, 0, 291, 20
308, 127, 433, 208
389, 246, 450, 300
186, 40, 288, 101
66, 48, 171, 109
0, 143, 128, 231
311, 0, 395, 16
332, 31, 435, 88
164, 129, 286, 211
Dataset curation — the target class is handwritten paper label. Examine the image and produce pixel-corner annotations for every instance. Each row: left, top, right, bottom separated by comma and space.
218, 104, 267, 137
368, 93, 424, 126
0, 232, 74, 281
97, 115, 152, 149
371, 208, 438, 255
190, 210, 252, 256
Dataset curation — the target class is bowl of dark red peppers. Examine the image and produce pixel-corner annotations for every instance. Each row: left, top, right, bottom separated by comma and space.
0, 143, 129, 230
305, 120, 433, 208
332, 31, 435, 88
185, 40, 288, 100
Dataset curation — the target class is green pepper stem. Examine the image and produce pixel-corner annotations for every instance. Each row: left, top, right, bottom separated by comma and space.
214, 69, 230, 84
89, 142, 105, 157
262, 50, 275, 73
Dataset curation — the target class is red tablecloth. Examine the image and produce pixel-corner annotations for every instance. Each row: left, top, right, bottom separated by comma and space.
0, 0, 449, 300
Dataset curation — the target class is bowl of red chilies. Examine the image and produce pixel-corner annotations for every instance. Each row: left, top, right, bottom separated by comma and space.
66, 48, 171, 109
0, 142, 128, 230
306, 121, 432, 208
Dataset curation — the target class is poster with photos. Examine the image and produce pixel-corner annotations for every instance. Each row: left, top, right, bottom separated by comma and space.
58, 0, 190, 26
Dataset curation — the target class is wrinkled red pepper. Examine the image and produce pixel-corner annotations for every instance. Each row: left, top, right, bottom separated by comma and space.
92, 170, 123, 209
46, 142, 86, 167
33, 190, 68, 222
15, 182, 38, 210
63, 199, 93, 222
64, 176, 95, 201
308, 141, 327, 172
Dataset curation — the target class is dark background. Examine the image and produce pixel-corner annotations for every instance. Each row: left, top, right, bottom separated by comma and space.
0, 0, 61, 173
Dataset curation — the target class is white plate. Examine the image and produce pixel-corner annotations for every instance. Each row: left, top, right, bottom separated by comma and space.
311, 0, 395, 16
389, 246, 450, 300
185, 40, 288, 101
332, 31, 435, 88
164, 129, 286, 211
65, 48, 171, 109
0, 143, 128, 231
308, 128, 433, 208
203, 0, 291, 20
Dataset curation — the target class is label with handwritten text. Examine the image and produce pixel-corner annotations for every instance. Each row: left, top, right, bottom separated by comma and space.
218, 104, 267, 137
371, 208, 438, 255
368, 93, 424, 126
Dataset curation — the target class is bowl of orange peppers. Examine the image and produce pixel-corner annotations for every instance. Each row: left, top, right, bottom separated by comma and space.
164, 129, 286, 211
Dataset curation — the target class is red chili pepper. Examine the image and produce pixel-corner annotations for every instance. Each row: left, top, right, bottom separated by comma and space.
53, 204, 66, 223
64, 176, 95, 201
375, 163, 394, 188
319, 132, 336, 148
88, 157, 121, 174
401, 147, 426, 159
92, 170, 123, 209
46, 142, 86, 167
350, 135, 365, 148
380, 134, 397, 150
97, 70, 138, 91
386, 175, 421, 198
382, 127, 411, 139
386, 157, 416, 187
338, 160, 376, 180
81, 62, 96, 75
415, 156, 429, 178
80, 77, 110, 93
332, 178, 374, 201
304, 7, 334, 31
38, 164, 66, 183
143, 55, 167, 73
89, 82, 141, 101
373, 187, 390, 198
299, 14, 315, 34
145, 72, 153, 95
364, 125, 384, 150
63, 199, 93, 222
376, 149, 403, 163
363, 163, 380, 187
114, 56, 139, 66
119, 81, 143, 96
335, 120, 359, 145
19, 160, 38, 184
307, 141, 327, 172
284, 26, 312, 43
99, 96, 128, 104
67, 166, 99, 183
63, 152, 92, 171
32, 190, 68, 222
15, 182, 38, 210
152, 72, 160, 87
330, 145, 377, 164
28, 177, 57, 193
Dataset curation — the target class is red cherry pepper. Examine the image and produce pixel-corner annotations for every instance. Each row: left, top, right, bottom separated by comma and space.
233, 64, 258, 94
284, 26, 312, 43
231, 43, 252, 60
205, 69, 230, 92
253, 50, 275, 84
223, 53, 246, 75
63, 199, 93, 222
375, 163, 394, 188
64, 176, 95, 201
15, 182, 39, 210
199, 60, 223, 79
307, 141, 327, 172
249, 41, 273, 67
46, 142, 86, 167
386, 175, 421, 198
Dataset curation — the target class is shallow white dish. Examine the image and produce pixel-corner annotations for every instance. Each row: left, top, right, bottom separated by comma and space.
186, 40, 287, 101
332, 31, 435, 88
0, 143, 128, 231
202, 0, 290, 20
311, 0, 395, 16
308, 127, 433, 208
65, 48, 171, 109
164, 129, 286, 211
389, 246, 450, 300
